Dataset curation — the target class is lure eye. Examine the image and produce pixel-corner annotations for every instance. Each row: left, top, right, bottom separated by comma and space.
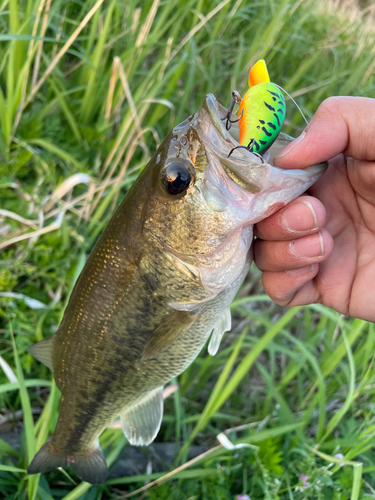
163, 162, 193, 195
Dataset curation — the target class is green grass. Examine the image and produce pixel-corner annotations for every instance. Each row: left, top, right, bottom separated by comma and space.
1, 0, 375, 498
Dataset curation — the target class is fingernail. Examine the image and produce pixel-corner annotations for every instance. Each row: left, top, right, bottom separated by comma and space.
281, 200, 318, 232
290, 232, 324, 258
274, 131, 306, 160
286, 265, 315, 277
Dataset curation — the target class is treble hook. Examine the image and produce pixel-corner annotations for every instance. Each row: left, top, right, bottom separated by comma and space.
221, 90, 243, 131
228, 138, 264, 163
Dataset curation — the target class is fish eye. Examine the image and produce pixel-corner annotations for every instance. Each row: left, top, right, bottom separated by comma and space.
163, 162, 193, 195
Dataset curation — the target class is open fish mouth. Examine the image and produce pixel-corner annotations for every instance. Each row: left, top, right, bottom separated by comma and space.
201, 93, 241, 153
203, 93, 241, 145
201, 93, 325, 174
199, 93, 275, 194
197, 93, 327, 220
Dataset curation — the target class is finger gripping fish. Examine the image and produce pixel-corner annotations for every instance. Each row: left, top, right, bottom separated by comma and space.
27, 92, 326, 484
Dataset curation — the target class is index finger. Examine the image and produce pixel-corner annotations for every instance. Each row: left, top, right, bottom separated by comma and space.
273, 96, 375, 169
254, 196, 326, 241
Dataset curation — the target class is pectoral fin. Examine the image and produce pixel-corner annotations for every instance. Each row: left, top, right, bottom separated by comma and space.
142, 309, 199, 360
121, 387, 164, 446
27, 335, 55, 371
208, 308, 232, 356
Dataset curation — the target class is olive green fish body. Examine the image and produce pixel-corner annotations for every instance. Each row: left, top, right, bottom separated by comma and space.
52, 255, 245, 453
27, 95, 326, 484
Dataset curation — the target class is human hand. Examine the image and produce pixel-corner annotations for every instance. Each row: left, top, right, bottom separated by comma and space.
253, 97, 375, 322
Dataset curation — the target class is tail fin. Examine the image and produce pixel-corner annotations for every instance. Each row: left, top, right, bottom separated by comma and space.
28, 440, 108, 484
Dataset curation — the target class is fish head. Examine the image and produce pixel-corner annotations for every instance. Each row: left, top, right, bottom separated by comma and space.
140, 94, 326, 295
143, 93, 326, 257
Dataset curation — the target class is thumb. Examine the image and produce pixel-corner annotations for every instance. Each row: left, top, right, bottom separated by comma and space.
274, 96, 375, 169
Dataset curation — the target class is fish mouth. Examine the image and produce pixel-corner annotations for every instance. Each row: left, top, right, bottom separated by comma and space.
202, 93, 240, 149
199, 93, 327, 196
200, 93, 270, 193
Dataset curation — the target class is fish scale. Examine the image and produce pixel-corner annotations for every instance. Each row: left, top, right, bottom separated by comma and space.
54, 255, 248, 453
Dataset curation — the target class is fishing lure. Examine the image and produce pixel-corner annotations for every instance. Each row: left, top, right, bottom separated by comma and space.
223, 60, 286, 158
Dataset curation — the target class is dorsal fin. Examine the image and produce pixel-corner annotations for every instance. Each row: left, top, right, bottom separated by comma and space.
27, 336, 55, 371
249, 59, 270, 87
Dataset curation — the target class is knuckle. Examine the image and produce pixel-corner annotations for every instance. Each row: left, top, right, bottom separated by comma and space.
255, 242, 282, 270
271, 289, 292, 305
316, 97, 340, 120
262, 273, 293, 306
254, 218, 274, 240
253, 223, 266, 240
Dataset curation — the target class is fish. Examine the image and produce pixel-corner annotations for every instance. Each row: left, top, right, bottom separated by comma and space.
27, 93, 327, 484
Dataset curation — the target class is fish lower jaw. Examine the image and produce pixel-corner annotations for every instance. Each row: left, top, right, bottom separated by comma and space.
198, 226, 252, 294
163, 226, 253, 313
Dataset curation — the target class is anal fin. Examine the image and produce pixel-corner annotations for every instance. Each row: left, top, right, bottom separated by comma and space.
121, 387, 163, 446
208, 308, 232, 356
27, 335, 55, 371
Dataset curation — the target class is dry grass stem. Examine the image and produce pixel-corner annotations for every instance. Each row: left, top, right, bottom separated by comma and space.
44, 181, 112, 221
101, 55, 148, 180
31, 0, 51, 89
289, 78, 333, 99
23, 0, 106, 110
63, 59, 85, 78
0, 355, 18, 383
109, 127, 158, 210
51, 7, 66, 60
119, 445, 223, 498
95, 70, 155, 214
0, 209, 39, 228
158, 37, 173, 82
0, 212, 65, 251
105, 57, 120, 120
117, 60, 144, 142
101, 115, 133, 178
43, 173, 93, 212
130, 8, 141, 36
0, 0, 9, 12
169, 0, 232, 63
94, 100, 153, 215
135, 0, 161, 48
12, 0, 47, 134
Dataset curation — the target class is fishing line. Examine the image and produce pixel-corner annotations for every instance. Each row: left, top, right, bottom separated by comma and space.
275, 84, 309, 127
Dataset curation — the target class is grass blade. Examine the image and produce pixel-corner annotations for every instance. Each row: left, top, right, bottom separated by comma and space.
10, 327, 38, 499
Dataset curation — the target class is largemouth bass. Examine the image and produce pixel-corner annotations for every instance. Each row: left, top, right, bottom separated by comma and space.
27, 94, 326, 484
